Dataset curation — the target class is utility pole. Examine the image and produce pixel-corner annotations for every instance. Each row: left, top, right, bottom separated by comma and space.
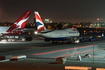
93, 42, 94, 64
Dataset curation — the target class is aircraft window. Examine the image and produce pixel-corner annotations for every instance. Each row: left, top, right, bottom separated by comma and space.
95, 31, 97, 32
91, 31, 93, 33
90, 31, 92, 33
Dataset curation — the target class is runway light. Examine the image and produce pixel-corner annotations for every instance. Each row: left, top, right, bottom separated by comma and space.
32, 45, 95, 55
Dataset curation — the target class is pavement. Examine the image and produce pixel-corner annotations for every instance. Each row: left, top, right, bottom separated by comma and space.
0, 39, 105, 70
0, 47, 105, 70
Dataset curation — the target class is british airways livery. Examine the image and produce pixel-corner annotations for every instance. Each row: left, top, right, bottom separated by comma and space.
35, 12, 47, 33
34, 11, 80, 43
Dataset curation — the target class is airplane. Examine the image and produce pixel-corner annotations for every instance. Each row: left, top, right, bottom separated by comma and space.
0, 10, 33, 41
34, 11, 80, 44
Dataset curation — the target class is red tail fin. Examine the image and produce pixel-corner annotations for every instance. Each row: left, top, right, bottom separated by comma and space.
5, 10, 31, 35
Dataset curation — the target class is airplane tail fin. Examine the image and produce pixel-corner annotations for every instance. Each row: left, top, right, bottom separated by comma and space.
34, 11, 47, 33
6, 10, 31, 35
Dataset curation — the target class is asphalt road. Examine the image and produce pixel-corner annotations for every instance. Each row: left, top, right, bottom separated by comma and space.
0, 39, 101, 58
0, 39, 105, 70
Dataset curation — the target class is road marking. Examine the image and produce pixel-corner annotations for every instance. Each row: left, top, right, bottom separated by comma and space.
51, 49, 97, 58
32, 45, 96, 55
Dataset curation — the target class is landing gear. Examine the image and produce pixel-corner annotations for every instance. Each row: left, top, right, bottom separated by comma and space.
68, 41, 71, 44
25, 37, 33, 41
44, 38, 51, 42
52, 41, 63, 44
52, 41, 55, 44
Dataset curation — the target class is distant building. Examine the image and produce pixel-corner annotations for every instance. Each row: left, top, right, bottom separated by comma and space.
101, 22, 105, 27
96, 18, 100, 27
44, 19, 52, 23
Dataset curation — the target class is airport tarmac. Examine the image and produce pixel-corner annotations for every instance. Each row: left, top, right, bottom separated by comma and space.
0, 48, 105, 70
0, 39, 105, 70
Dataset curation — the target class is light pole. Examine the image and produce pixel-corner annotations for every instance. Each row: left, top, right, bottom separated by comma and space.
91, 38, 95, 64
93, 41, 94, 64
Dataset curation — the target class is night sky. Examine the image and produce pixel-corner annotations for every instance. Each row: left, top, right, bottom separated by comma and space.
1, 0, 105, 23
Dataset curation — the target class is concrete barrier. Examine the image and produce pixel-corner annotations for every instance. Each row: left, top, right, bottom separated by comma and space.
12, 55, 26, 60
65, 66, 92, 70
56, 57, 67, 64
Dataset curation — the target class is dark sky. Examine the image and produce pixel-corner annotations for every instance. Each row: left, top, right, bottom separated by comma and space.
0, 0, 105, 23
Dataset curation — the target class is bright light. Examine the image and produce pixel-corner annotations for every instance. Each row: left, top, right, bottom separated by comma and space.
97, 36, 101, 38
1, 39, 7, 42
74, 40, 80, 43
97, 18, 99, 20
28, 32, 31, 34
34, 31, 38, 34
19, 33, 21, 34
0, 39, 7, 43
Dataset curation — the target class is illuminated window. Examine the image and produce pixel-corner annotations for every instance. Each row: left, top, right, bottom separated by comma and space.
31, 24, 33, 26
84, 30, 86, 32
90, 31, 93, 33
28, 32, 31, 34
98, 31, 99, 33
95, 31, 98, 32
91, 31, 93, 33
4, 24, 7, 26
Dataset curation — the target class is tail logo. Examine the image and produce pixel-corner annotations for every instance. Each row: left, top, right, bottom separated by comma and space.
5, 10, 31, 35
35, 12, 44, 32
12, 17, 29, 31
36, 14, 43, 24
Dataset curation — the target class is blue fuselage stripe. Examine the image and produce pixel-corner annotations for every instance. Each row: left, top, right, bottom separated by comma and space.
49, 37, 67, 41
